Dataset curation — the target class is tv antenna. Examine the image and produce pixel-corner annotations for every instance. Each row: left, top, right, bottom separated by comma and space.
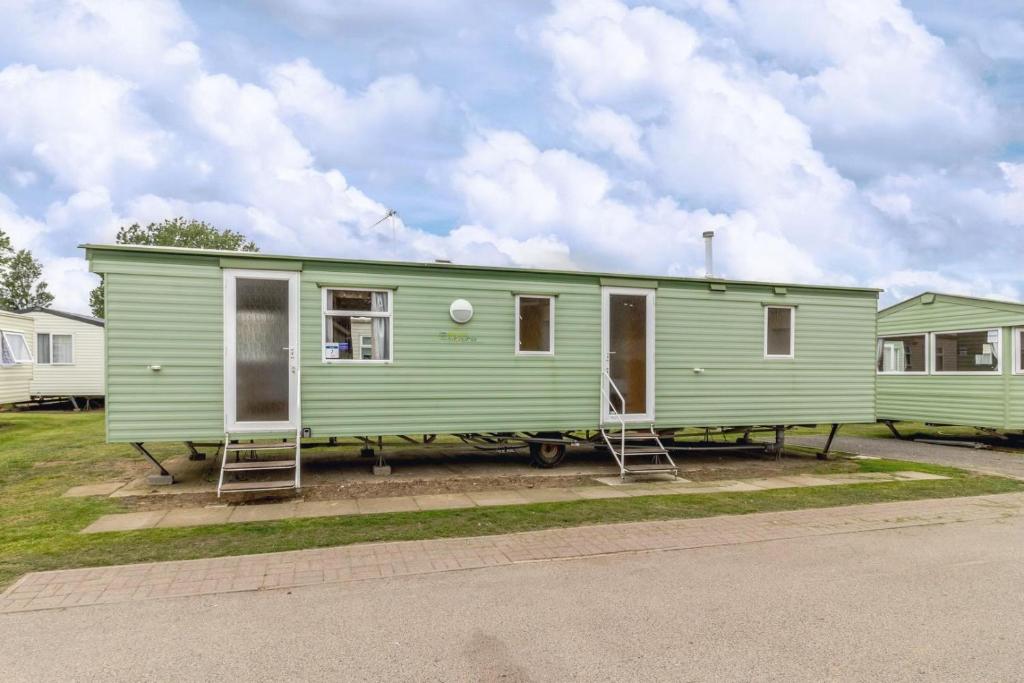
366, 208, 398, 243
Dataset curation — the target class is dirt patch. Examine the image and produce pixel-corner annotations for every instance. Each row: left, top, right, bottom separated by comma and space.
112, 448, 858, 511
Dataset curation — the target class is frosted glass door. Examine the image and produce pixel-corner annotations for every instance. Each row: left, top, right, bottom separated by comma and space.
235, 277, 290, 423
607, 293, 648, 415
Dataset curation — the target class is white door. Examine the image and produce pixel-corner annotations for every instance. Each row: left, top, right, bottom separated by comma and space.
601, 287, 656, 423
224, 269, 299, 432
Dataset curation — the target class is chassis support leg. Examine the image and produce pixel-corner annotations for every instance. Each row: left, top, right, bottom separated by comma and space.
131, 442, 174, 485
818, 423, 840, 460
185, 441, 206, 461
883, 420, 905, 440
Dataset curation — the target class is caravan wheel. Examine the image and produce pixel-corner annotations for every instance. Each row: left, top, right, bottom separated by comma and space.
529, 436, 566, 468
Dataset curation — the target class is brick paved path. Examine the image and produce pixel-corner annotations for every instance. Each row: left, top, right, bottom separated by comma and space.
4, 492, 1022, 614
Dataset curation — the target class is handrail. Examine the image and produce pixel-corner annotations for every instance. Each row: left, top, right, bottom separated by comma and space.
601, 369, 628, 474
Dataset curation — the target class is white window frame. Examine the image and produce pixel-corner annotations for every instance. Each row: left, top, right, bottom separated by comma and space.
37, 332, 75, 366
1014, 327, 1024, 375
763, 306, 795, 359
1, 330, 34, 365
515, 294, 555, 356
930, 328, 1003, 376
321, 287, 394, 364
876, 333, 929, 375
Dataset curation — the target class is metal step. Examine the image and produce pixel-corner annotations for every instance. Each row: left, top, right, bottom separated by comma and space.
604, 430, 661, 438
219, 480, 296, 493
623, 463, 678, 474
617, 448, 669, 456
225, 442, 296, 452
221, 460, 296, 472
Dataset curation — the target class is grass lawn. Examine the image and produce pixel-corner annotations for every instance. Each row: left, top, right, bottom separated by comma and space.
2, 411, 1024, 590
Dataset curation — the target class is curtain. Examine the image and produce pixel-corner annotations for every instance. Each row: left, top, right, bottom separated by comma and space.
37, 333, 51, 364
372, 291, 389, 360
52, 335, 73, 364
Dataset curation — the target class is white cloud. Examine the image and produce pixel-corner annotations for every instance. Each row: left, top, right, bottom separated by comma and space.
452, 129, 744, 275
573, 107, 648, 164
1, 0, 1022, 314
0, 65, 167, 190
537, 0, 888, 283
0, 0, 198, 80
737, 0, 999, 174
267, 59, 445, 151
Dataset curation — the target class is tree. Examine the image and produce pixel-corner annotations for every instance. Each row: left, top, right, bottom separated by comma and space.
0, 230, 54, 310
89, 218, 260, 317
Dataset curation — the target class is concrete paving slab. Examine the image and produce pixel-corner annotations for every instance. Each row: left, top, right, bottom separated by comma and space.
228, 503, 299, 524
837, 472, 900, 481
891, 471, 950, 481
465, 490, 531, 506
413, 493, 476, 510
293, 500, 359, 518
62, 482, 126, 498
668, 481, 758, 494
617, 485, 686, 497
81, 511, 168, 534
593, 475, 689, 487
356, 496, 420, 515
157, 507, 233, 529
740, 477, 800, 490
515, 487, 582, 503
776, 475, 846, 487
570, 486, 632, 499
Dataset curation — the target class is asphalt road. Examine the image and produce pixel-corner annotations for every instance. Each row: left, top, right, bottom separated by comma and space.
4, 510, 1024, 681
790, 433, 1024, 480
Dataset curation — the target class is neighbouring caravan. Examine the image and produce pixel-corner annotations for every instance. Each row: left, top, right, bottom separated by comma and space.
877, 292, 1024, 432
20, 307, 106, 408
0, 309, 35, 406
85, 243, 879, 492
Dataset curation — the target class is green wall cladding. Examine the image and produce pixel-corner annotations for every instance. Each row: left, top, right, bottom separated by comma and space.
90, 247, 878, 442
877, 295, 1024, 429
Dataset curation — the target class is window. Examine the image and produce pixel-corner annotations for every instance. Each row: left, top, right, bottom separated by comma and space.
37, 333, 50, 364
1015, 328, 1024, 375
932, 329, 1000, 374
1, 331, 34, 365
52, 334, 73, 364
516, 295, 554, 355
322, 288, 392, 362
877, 334, 927, 373
764, 306, 794, 358
36, 333, 73, 365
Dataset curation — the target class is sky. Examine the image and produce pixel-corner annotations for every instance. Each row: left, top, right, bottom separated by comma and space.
1, 0, 1023, 314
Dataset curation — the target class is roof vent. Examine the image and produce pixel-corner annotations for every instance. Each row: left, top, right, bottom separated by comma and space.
434, 258, 452, 264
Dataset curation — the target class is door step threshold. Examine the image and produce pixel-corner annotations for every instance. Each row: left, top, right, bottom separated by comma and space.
225, 442, 296, 452
222, 460, 296, 472
219, 480, 297, 493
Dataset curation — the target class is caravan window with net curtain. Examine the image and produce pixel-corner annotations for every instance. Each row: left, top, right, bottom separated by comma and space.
322, 289, 393, 362
877, 334, 927, 373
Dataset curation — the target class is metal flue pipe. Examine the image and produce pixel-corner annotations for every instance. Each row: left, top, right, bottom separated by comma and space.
703, 230, 715, 277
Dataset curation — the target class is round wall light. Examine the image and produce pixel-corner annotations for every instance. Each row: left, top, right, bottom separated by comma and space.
449, 299, 474, 324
